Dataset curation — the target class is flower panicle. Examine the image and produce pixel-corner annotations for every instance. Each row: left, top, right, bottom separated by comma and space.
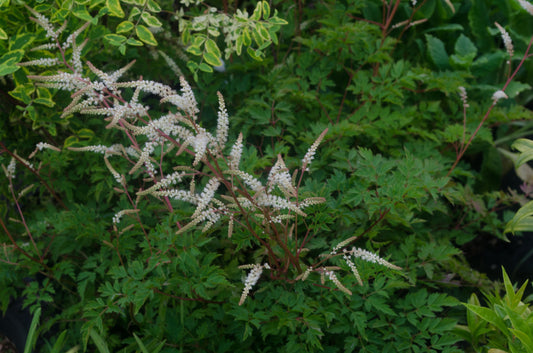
302, 128, 328, 171
494, 22, 514, 59
239, 263, 270, 305
518, 0, 533, 15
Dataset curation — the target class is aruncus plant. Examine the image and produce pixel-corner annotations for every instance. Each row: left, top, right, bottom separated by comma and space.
16, 7, 402, 305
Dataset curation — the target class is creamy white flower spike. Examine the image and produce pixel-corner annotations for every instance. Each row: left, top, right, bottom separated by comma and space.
494, 22, 514, 58
518, 0, 533, 15
458, 86, 469, 108
492, 90, 508, 104
302, 129, 328, 171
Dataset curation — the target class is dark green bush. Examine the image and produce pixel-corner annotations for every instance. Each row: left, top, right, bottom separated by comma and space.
1, 0, 533, 352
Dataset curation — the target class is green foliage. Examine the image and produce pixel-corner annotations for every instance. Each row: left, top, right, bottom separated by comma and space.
1, 0, 533, 351
456, 268, 533, 353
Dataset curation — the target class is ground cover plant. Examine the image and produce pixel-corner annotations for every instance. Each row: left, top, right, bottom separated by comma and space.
1, 0, 533, 352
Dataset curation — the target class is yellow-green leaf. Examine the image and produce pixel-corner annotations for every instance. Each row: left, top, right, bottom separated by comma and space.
251, 1, 262, 20
205, 39, 221, 58
121, 0, 145, 4
181, 28, 190, 45
236, 35, 243, 55
186, 44, 202, 56
256, 22, 270, 41
242, 27, 251, 46
104, 34, 127, 46
73, 4, 94, 22
247, 47, 263, 61
261, 1, 270, 19
128, 6, 141, 20
203, 51, 222, 67
141, 12, 162, 28
198, 62, 213, 73
116, 21, 134, 33
147, 0, 161, 12
106, 0, 124, 17
0, 64, 19, 76
78, 128, 95, 139
127, 38, 143, 46
136, 25, 157, 46
0, 28, 7, 40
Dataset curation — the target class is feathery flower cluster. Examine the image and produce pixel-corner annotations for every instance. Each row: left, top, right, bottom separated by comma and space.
228, 133, 243, 170
518, 0, 533, 15
23, 10, 332, 305
267, 155, 296, 196
494, 22, 514, 59
158, 50, 183, 77
36, 142, 61, 151
215, 92, 229, 154
348, 247, 402, 270
112, 209, 139, 224
18, 58, 60, 67
302, 129, 328, 171
239, 263, 269, 305
3, 158, 16, 179
492, 90, 508, 104
458, 86, 469, 108
323, 269, 352, 296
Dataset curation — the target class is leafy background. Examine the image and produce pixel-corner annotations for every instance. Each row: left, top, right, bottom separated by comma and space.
1, 0, 533, 352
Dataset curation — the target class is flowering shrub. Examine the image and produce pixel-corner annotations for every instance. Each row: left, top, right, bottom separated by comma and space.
1, 0, 533, 352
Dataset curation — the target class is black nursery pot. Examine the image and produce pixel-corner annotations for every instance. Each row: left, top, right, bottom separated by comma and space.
0, 299, 32, 353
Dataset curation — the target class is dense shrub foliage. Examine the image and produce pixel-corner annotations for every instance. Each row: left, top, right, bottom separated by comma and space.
1, 0, 533, 352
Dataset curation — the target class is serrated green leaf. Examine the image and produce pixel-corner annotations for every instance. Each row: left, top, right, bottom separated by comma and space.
104, 34, 127, 46
203, 51, 222, 67
136, 25, 157, 46
506, 81, 532, 99
454, 34, 477, 57
425, 34, 449, 70
116, 21, 134, 33
0, 28, 7, 40
147, 0, 161, 12
141, 12, 162, 27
